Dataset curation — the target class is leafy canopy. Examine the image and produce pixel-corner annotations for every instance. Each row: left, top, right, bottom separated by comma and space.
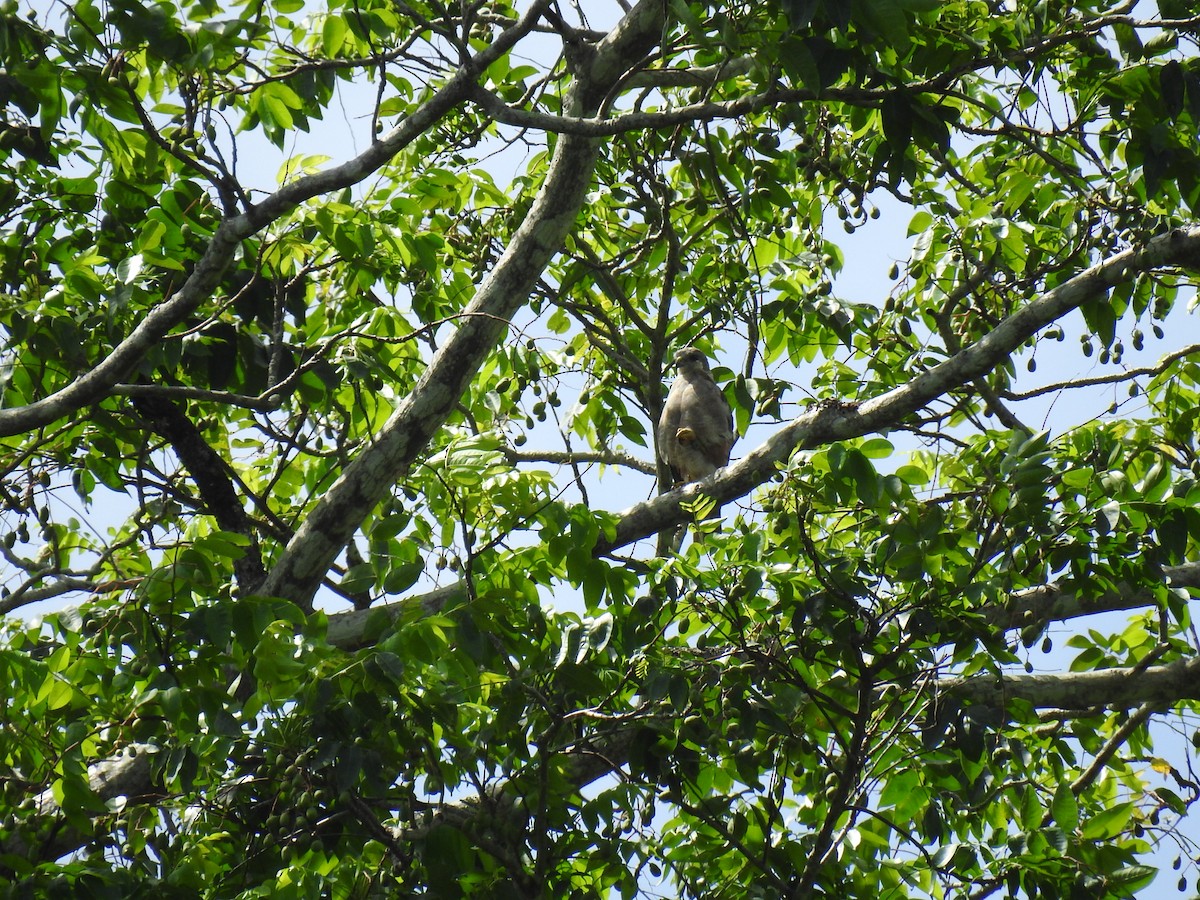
1, 0, 1200, 897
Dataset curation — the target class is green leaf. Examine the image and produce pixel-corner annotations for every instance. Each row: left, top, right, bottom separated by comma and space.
854, 0, 909, 47
907, 210, 933, 235
1051, 781, 1079, 832
116, 254, 144, 284
382, 557, 423, 594
322, 14, 347, 55
859, 437, 894, 458
895, 463, 929, 485
1081, 801, 1135, 840
1095, 500, 1121, 534
554, 621, 580, 669
587, 613, 613, 654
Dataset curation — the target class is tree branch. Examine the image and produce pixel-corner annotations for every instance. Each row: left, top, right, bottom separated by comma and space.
504, 447, 657, 476
989, 559, 1200, 632
258, 0, 667, 610
1003, 340, 1200, 401
1, 743, 158, 862
13, 593, 1198, 864
940, 655, 1200, 709
130, 394, 266, 589
0, 0, 544, 439
595, 225, 1200, 553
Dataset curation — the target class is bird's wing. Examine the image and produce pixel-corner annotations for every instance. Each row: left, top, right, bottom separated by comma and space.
676, 379, 734, 466
657, 380, 684, 467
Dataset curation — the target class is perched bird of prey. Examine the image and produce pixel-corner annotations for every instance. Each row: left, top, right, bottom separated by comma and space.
657, 348, 736, 486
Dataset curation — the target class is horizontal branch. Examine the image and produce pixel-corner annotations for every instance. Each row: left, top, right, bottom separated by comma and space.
111, 382, 283, 411
322, 558, 1200, 653
470, 82, 826, 137
468, 13, 1200, 139
941, 654, 1200, 709
12, 598, 1197, 865
992, 559, 1200, 632
387, 652, 1200, 860
1, 742, 157, 862
596, 225, 1200, 553
504, 448, 657, 475
625, 56, 756, 89
1002, 341, 1200, 401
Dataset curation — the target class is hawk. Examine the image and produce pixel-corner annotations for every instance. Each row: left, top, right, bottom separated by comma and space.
657, 348, 736, 486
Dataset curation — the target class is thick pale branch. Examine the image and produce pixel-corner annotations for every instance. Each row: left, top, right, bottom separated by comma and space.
993, 560, 1200, 631
258, 0, 668, 609
0, 218, 247, 438
1, 742, 157, 862
940, 655, 1200, 709
325, 583, 468, 649
321, 559, 1200, 653
596, 225, 1200, 553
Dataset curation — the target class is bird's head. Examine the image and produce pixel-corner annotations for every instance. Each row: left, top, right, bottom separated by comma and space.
672, 347, 711, 375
